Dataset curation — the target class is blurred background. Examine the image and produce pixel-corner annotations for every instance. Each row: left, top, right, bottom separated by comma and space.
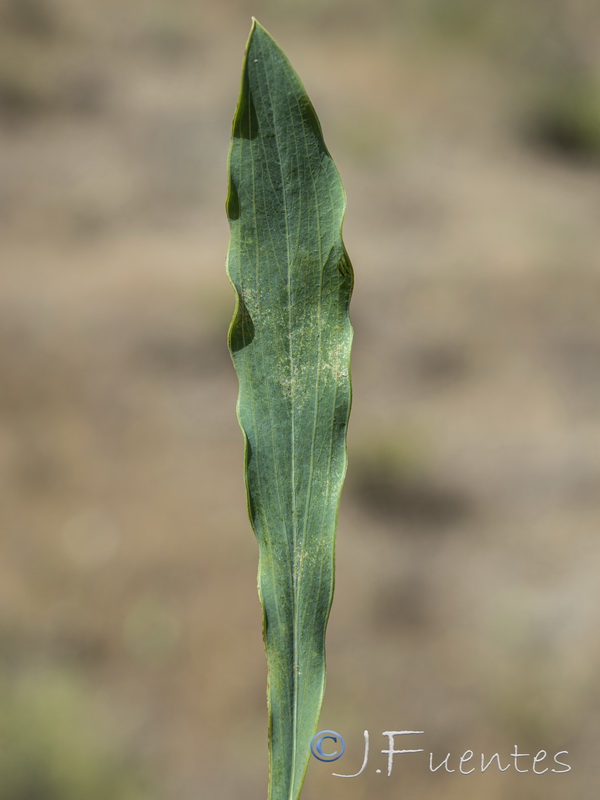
1, 0, 599, 798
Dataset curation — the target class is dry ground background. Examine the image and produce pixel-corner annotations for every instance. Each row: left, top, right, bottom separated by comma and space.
1, 0, 599, 798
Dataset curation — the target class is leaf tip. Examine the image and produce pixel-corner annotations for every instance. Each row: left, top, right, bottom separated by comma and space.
248, 17, 274, 44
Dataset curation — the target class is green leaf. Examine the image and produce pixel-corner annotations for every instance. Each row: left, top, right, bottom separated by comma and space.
226, 19, 353, 800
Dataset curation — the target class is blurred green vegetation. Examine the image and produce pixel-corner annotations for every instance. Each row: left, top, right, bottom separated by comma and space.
525, 75, 600, 161
0, 669, 158, 800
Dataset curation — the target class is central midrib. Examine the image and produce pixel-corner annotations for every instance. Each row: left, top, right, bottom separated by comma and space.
257, 39, 301, 798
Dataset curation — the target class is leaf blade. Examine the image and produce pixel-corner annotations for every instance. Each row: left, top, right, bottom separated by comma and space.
226, 20, 353, 800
